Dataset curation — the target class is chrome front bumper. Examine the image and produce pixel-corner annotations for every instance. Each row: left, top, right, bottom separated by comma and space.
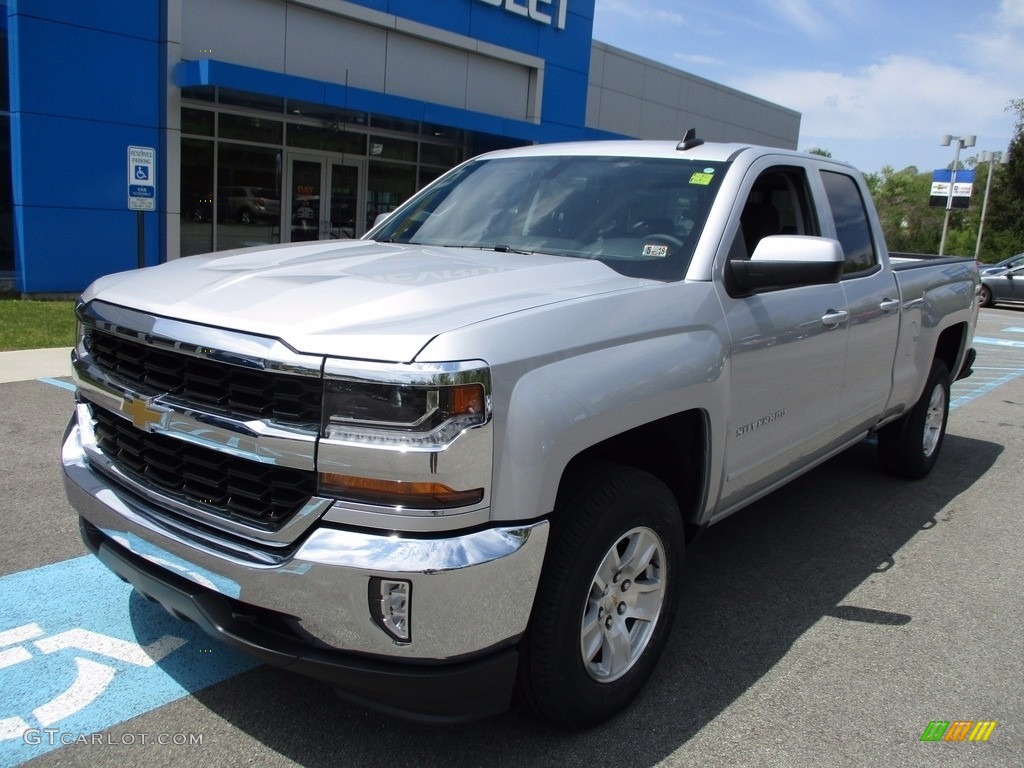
61, 413, 549, 665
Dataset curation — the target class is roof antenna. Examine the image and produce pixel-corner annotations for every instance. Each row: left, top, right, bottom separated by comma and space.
677, 128, 704, 151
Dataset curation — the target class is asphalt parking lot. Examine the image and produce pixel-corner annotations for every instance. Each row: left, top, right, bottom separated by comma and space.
1, 308, 1022, 768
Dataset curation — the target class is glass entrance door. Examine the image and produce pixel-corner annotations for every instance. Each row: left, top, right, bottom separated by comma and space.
285, 154, 365, 242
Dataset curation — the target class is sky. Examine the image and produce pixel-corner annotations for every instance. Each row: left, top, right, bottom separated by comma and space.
591, 0, 1024, 174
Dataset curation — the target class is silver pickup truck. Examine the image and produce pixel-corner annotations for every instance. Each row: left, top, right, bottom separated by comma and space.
62, 138, 978, 728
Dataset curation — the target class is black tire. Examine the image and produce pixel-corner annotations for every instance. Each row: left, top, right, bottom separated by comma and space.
878, 359, 950, 479
518, 463, 684, 729
979, 284, 993, 307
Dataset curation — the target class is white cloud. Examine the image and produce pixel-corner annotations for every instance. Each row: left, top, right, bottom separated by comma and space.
765, 0, 831, 38
1000, 0, 1024, 26
959, 0, 1024, 84
758, 0, 864, 39
738, 55, 1012, 143
671, 52, 723, 69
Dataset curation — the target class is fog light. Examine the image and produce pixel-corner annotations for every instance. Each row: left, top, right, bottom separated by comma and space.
370, 578, 411, 643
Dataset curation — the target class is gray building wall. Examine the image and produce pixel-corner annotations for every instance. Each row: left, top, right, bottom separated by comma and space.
587, 42, 800, 148
180, 0, 543, 123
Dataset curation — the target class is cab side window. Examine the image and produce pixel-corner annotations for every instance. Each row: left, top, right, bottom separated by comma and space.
733, 167, 819, 259
820, 171, 878, 276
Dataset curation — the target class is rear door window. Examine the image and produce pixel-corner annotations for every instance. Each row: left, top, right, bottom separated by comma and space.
820, 171, 878, 276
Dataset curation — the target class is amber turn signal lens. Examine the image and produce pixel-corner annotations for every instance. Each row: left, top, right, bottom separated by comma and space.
451, 383, 485, 416
320, 473, 484, 509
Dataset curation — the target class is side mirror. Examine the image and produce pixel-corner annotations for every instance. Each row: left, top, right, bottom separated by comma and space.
373, 211, 392, 228
729, 235, 845, 292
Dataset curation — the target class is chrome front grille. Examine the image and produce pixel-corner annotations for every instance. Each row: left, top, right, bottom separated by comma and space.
85, 330, 322, 424
91, 405, 316, 527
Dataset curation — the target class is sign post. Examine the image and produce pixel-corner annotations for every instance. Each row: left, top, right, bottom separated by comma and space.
935, 133, 975, 256
127, 146, 156, 268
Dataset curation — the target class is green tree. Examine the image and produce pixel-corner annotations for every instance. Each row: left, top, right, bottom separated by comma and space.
865, 165, 944, 254
865, 98, 1024, 261
980, 98, 1024, 260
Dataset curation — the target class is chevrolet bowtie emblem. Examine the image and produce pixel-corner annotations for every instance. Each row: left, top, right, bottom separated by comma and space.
121, 394, 170, 432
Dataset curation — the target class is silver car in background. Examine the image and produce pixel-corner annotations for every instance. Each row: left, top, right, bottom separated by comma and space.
980, 263, 1024, 307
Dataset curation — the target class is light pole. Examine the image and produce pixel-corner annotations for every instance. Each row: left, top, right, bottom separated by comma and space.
938, 134, 975, 256
974, 150, 1008, 260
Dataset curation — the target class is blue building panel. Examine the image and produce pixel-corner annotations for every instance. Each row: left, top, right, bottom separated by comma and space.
9, 0, 159, 41
179, 59, 328, 105
14, 114, 159, 211
11, 17, 159, 126
468, 5, 542, 57
540, 64, 589, 127
8, 2, 164, 293
15, 207, 159, 293
536, 9, 594, 71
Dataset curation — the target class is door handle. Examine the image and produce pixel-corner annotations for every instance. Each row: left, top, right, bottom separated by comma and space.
821, 309, 849, 328
879, 298, 901, 313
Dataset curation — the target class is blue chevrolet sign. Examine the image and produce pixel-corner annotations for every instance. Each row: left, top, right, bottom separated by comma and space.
929, 168, 975, 209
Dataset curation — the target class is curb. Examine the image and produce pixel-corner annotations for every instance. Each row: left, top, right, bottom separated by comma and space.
0, 348, 73, 384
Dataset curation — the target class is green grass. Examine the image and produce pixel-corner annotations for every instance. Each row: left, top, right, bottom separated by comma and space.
0, 299, 77, 351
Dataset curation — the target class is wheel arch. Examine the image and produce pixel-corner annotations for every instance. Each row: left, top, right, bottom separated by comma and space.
934, 321, 970, 381
556, 409, 710, 542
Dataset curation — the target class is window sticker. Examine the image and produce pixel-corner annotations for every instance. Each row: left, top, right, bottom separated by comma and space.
689, 169, 715, 186
642, 244, 670, 258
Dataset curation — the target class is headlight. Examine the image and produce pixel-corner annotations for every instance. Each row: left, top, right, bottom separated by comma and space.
318, 360, 491, 509
322, 379, 485, 441
321, 370, 488, 447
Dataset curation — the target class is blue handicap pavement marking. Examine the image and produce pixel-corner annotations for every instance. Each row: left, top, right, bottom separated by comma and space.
37, 377, 76, 393
0, 556, 257, 765
973, 335, 1024, 349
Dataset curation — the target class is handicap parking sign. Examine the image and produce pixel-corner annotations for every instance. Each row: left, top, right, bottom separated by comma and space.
127, 146, 156, 211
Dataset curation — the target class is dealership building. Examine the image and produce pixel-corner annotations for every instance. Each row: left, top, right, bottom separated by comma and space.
2, 0, 800, 294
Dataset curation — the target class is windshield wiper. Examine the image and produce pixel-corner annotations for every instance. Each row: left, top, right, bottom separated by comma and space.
491, 244, 536, 255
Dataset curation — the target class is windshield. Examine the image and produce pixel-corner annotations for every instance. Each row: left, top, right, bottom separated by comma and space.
371, 155, 727, 281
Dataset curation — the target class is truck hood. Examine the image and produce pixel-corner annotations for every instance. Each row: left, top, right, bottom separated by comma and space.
84, 240, 645, 362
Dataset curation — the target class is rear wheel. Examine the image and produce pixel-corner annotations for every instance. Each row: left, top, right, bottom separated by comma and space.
979, 284, 993, 307
518, 464, 684, 729
878, 359, 950, 479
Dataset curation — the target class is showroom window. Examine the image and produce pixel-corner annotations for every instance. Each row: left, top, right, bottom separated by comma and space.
177, 87, 519, 256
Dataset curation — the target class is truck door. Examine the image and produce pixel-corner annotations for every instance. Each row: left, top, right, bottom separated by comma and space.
715, 163, 850, 514
818, 169, 901, 438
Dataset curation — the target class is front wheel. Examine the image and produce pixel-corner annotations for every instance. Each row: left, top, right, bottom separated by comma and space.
878, 359, 950, 479
518, 464, 684, 729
